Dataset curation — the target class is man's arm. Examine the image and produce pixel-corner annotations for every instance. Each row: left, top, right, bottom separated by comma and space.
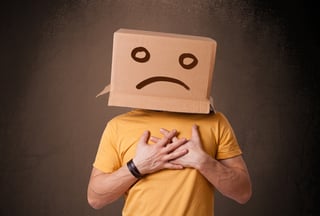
87, 166, 137, 209
196, 154, 252, 204
160, 125, 252, 204
87, 129, 188, 209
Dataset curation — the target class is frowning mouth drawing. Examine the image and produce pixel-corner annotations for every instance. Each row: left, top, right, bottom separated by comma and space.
136, 76, 190, 90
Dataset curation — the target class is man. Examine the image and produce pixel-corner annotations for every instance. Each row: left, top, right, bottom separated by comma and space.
87, 28, 252, 215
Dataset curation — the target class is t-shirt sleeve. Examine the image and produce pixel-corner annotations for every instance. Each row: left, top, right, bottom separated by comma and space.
92, 120, 122, 173
215, 113, 242, 160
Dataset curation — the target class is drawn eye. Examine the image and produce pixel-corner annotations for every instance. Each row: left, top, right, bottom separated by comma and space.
179, 53, 198, 69
131, 47, 150, 63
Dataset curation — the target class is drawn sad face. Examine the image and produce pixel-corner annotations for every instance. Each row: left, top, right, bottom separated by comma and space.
131, 46, 199, 91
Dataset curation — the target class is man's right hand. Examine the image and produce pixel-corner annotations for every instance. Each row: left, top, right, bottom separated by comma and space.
133, 129, 188, 175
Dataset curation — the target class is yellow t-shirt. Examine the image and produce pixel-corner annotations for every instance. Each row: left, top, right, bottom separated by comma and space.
93, 109, 242, 216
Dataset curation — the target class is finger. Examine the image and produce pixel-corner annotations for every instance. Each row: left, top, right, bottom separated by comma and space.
165, 138, 187, 152
139, 130, 150, 144
163, 163, 184, 170
160, 128, 179, 142
157, 129, 177, 146
191, 124, 200, 141
150, 136, 160, 143
163, 163, 184, 169
164, 148, 188, 161
160, 128, 170, 134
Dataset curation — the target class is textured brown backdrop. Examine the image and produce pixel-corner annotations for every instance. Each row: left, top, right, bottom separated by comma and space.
1, 0, 319, 215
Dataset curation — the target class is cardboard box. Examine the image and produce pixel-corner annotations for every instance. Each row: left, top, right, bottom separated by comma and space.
98, 28, 217, 114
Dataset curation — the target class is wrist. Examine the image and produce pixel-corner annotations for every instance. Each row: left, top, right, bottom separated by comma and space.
127, 159, 144, 179
195, 153, 212, 171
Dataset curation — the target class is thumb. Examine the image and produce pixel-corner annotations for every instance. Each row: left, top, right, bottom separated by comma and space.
191, 124, 200, 141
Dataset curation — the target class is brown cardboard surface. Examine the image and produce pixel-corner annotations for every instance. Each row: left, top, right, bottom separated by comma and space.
99, 28, 217, 113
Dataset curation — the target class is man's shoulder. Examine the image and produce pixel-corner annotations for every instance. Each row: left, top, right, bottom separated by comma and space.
212, 111, 225, 120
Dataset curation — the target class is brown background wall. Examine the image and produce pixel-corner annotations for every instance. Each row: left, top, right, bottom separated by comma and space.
1, 0, 319, 215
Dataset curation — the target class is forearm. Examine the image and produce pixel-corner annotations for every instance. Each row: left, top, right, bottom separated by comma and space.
196, 155, 252, 204
87, 166, 138, 209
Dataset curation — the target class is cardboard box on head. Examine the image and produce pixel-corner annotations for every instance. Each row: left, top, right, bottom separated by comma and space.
97, 28, 217, 114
